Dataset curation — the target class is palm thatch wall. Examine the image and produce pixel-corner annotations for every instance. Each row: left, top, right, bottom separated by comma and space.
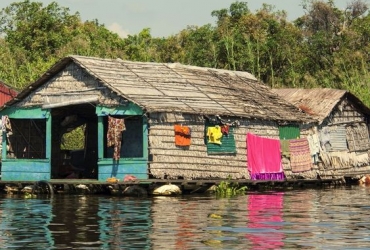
148, 112, 288, 180
14, 63, 123, 108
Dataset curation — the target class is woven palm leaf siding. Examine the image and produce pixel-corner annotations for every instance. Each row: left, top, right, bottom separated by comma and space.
15, 63, 123, 108
148, 113, 251, 179
147, 114, 303, 180
346, 123, 370, 152
330, 99, 366, 124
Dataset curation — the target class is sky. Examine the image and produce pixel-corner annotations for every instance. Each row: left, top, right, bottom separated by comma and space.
0, 0, 360, 38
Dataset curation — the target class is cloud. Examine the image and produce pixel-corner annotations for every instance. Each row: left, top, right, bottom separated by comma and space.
107, 22, 129, 38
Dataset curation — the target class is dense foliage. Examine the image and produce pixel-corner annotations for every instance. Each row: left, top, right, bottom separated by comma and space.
0, 0, 369, 106
215, 179, 247, 198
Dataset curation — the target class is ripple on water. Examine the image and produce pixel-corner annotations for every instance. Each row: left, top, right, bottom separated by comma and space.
1, 188, 370, 248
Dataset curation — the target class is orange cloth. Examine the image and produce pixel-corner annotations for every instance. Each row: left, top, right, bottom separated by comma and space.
174, 125, 191, 146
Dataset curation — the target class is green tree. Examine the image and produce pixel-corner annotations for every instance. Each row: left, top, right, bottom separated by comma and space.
295, 0, 370, 103
0, 0, 81, 59
211, 1, 250, 71
122, 28, 156, 61
0, 0, 127, 89
178, 25, 217, 67
152, 35, 185, 63
56, 19, 126, 58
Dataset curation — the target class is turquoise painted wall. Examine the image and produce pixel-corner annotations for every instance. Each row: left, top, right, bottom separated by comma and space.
1, 159, 50, 181
0, 107, 52, 181
98, 159, 148, 181
0, 104, 149, 182
96, 104, 149, 181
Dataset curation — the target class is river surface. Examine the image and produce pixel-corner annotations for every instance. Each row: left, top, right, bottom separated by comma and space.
0, 185, 370, 249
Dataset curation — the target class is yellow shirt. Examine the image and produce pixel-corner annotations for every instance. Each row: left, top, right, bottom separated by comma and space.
207, 126, 222, 145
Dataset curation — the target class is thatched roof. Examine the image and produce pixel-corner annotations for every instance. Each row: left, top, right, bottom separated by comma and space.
272, 88, 370, 122
7, 55, 313, 123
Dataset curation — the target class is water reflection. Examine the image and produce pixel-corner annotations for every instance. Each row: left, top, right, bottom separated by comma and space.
97, 197, 152, 249
0, 198, 53, 248
0, 187, 370, 249
246, 193, 284, 249
50, 195, 152, 249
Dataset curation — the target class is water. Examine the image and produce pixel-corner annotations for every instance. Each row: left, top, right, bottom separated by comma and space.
1, 186, 370, 249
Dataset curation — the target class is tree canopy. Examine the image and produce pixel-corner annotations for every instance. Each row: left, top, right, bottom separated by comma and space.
0, 0, 369, 106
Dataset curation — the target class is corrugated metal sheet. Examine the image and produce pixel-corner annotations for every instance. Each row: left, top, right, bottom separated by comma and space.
329, 125, 348, 151
279, 125, 300, 140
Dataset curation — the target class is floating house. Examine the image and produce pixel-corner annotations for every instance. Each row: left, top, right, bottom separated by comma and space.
0, 56, 314, 183
273, 88, 370, 180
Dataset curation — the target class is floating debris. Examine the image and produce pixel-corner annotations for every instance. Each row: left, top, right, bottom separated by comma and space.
76, 184, 89, 191
152, 184, 182, 195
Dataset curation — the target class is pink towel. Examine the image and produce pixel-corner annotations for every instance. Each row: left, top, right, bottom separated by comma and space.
247, 133, 283, 176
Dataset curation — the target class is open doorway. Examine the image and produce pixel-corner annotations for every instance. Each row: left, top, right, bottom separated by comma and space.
51, 104, 98, 179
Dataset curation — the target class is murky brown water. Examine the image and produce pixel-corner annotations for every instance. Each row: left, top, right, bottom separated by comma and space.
0, 186, 370, 249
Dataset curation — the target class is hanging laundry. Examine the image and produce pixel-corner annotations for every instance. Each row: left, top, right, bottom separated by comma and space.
107, 116, 126, 160
280, 139, 290, 157
307, 134, 321, 163
2, 115, 12, 135
247, 133, 284, 180
207, 126, 223, 145
319, 127, 331, 151
174, 124, 191, 146
308, 134, 320, 154
221, 124, 229, 135
289, 138, 312, 172
2, 115, 14, 157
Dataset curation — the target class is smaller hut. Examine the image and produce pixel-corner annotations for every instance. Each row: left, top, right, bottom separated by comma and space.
273, 88, 370, 180
0, 80, 18, 107
0, 80, 18, 156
